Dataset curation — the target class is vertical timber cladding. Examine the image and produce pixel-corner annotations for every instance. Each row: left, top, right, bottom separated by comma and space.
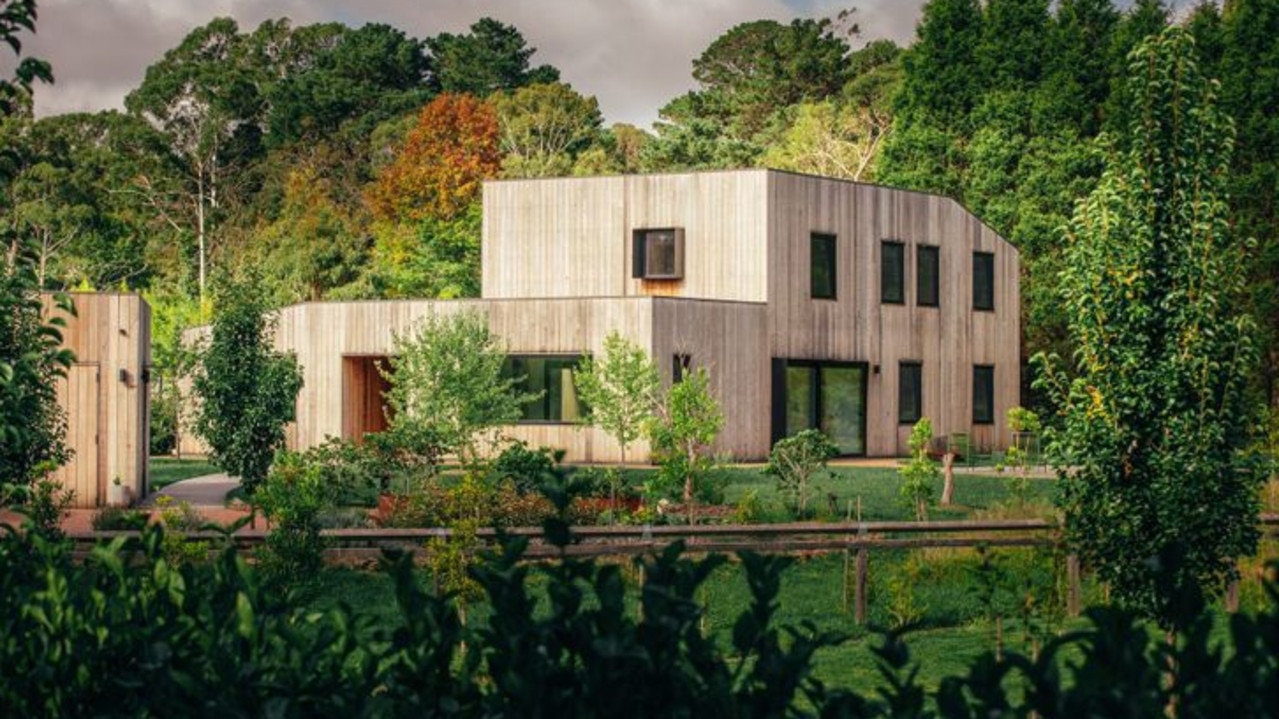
650, 298, 770, 460
277, 298, 657, 464
765, 171, 1019, 456
481, 176, 628, 299
43, 293, 151, 507
482, 170, 770, 304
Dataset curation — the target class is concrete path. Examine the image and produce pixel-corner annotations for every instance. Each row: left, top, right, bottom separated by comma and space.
141, 473, 241, 508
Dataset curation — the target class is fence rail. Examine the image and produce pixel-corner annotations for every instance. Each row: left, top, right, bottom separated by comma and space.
69, 514, 1279, 623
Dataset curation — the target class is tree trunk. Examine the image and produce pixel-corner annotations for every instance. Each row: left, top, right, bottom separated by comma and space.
941, 452, 956, 505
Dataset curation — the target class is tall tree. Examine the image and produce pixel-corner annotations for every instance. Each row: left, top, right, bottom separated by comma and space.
264, 22, 432, 147
649, 16, 854, 168
0, 0, 72, 501
124, 17, 264, 304
1219, 0, 1279, 414
427, 18, 558, 97
491, 82, 602, 178
192, 272, 303, 493
366, 93, 500, 224
1039, 28, 1262, 625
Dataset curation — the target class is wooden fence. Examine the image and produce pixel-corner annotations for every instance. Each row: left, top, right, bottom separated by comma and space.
72, 514, 1279, 624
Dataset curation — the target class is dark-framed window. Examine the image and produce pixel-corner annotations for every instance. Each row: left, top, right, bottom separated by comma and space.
673, 353, 692, 383
973, 251, 995, 311
899, 361, 922, 425
632, 228, 685, 280
771, 359, 868, 456
810, 232, 837, 299
973, 365, 995, 425
502, 355, 586, 423
881, 240, 905, 304
917, 245, 939, 307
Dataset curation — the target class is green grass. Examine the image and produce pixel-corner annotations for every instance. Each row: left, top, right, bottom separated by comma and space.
604, 465, 1058, 522
148, 457, 221, 490
301, 543, 1096, 694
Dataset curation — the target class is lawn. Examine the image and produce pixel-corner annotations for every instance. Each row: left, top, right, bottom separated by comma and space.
301, 544, 1200, 696
148, 457, 221, 490
608, 464, 1058, 523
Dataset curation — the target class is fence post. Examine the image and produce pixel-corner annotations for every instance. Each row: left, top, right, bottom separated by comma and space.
842, 547, 851, 614
855, 547, 869, 624
1066, 554, 1081, 617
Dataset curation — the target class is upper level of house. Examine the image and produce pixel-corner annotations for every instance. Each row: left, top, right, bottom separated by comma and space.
481, 169, 1019, 318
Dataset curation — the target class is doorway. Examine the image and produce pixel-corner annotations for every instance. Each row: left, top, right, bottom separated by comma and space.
771, 359, 867, 456
342, 355, 393, 442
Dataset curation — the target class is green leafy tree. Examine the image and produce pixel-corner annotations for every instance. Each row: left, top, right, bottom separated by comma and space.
124, 17, 264, 304
898, 418, 938, 521
1218, 0, 1279, 419
367, 203, 481, 300
491, 82, 603, 178
383, 309, 534, 472
264, 22, 432, 147
427, 18, 559, 97
764, 429, 837, 519
574, 332, 660, 465
192, 273, 303, 492
0, 0, 49, 117
649, 366, 724, 524
0, 0, 71, 504
1036, 28, 1263, 625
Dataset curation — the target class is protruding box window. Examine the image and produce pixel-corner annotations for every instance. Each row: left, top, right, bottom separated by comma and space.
632, 228, 685, 280
917, 245, 939, 307
973, 251, 995, 311
881, 240, 905, 304
810, 233, 837, 299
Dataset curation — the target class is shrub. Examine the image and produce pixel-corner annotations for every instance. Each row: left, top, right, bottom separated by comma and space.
898, 418, 938, 521
764, 429, 837, 519
90, 505, 149, 531
255, 452, 328, 583
492, 441, 563, 495
2, 515, 1279, 715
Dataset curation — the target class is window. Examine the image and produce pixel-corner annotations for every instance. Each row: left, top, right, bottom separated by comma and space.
772, 360, 868, 456
502, 355, 586, 422
973, 365, 995, 425
810, 233, 837, 299
632, 228, 685, 280
917, 245, 939, 307
881, 240, 905, 304
973, 251, 995, 311
899, 362, 922, 425
673, 353, 692, 382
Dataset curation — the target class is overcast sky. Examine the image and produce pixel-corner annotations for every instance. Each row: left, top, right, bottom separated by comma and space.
19, 0, 928, 128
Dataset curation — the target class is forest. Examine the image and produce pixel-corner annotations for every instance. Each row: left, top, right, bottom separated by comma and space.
2, 0, 1276, 449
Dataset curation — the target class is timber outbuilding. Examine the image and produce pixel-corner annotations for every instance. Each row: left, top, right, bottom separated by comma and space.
45, 292, 151, 507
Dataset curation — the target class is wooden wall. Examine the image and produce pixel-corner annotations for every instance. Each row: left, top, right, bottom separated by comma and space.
483, 171, 769, 303
765, 171, 1020, 454
651, 298, 770, 459
44, 293, 151, 507
273, 298, 659, 463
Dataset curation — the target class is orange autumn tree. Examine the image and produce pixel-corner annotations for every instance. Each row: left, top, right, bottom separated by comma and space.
368, 93, 501, 223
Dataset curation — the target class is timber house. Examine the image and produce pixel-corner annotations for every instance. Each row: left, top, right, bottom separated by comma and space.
184, 169, 1020, 462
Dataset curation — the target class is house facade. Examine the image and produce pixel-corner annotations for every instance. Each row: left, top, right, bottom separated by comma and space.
183, 169, 1019, 461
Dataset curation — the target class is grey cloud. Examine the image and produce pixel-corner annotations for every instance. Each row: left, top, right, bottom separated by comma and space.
24, 0, 928, 127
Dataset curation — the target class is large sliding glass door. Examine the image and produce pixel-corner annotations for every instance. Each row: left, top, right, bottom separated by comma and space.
773, 360, 867, 456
